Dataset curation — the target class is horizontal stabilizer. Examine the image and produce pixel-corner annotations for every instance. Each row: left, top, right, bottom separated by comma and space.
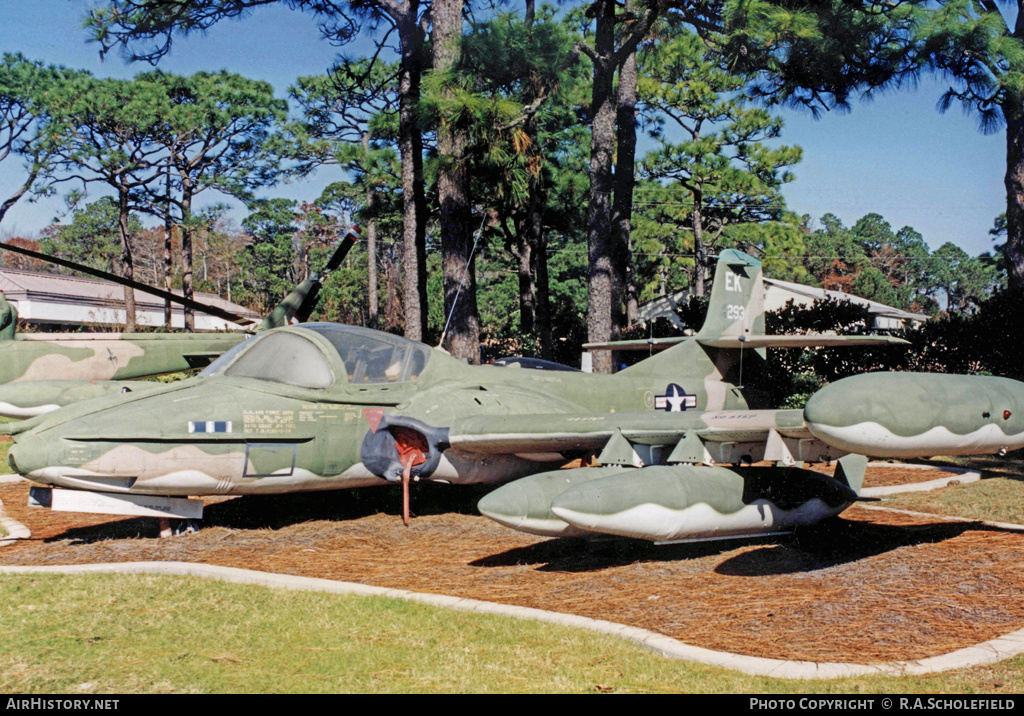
584, 336, 691, 351
584, 334, 908, 351
697, 334, 909, 349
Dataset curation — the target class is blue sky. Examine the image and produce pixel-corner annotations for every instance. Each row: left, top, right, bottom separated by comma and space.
0, 0, 1008, 258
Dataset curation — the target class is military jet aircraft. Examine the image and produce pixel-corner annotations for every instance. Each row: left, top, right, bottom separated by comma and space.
8, 248, 1024, 542
0, 228, 360, 418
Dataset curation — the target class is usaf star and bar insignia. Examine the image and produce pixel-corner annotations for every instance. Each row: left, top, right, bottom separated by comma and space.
655, 383, 697, 412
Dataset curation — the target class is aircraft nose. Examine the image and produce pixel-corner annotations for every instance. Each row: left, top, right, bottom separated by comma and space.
8, 432, 49, 476
477, 481, 529, 529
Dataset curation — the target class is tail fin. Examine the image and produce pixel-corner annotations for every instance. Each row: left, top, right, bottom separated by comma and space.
256, 276, 319, 332
694, 249, 765, 340
833, 453, 868, 496
618, 249, 768, 409
255, 225, 361, 332
0, 296, 18, 341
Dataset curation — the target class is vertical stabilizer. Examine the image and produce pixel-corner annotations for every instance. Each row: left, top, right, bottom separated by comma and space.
619, 249, 768, 409
255, 225, 361, 332
833, 453, 868, 495
256, 276, 319, 332
0, 294, 18, 341
694, 249, 765, 340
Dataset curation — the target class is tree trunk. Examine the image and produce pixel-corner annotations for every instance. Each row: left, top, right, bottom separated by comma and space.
1004, 98, 1024, 294
435, 0, 480, 363
163, 162, 173, 328
396, 5, 428, 342
516, 224, 536, 333
523, 4, 552, 359
367, 213, 379, 331
181, 182, 195, 332
363, 132, 379, 331
585, 0, 618, 374
530, 191, 553, 360
693, 185, 705, 297
384, 245, 403, 332
117, 189, 137, 332
613, 46, 639, 325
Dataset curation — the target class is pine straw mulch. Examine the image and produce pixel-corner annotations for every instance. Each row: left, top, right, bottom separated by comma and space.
2, 464, 1024, 666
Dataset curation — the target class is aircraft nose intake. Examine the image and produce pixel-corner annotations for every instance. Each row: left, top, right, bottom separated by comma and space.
8, 433, 48, 476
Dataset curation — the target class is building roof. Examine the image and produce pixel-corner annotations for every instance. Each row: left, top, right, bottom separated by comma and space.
0, 268, 259, 331
762, 277, 928, 327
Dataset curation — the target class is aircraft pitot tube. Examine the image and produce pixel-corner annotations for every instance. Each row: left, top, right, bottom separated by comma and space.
479, 455, 867, 543
803, 372, 1024, 458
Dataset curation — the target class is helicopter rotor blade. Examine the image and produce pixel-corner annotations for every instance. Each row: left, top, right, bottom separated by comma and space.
0, 241, 257, 328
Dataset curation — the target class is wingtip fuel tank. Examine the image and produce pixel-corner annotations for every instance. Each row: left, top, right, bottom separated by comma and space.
480, 460, 863, 543
804, 372, 1024, 458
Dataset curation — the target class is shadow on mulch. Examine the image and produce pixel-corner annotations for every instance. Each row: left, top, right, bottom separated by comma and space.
471, 514, 1010, 576
205, 481, 495, 526
715, 517, 986, 577
43, 481, 499, 545
471, 534, 773, 572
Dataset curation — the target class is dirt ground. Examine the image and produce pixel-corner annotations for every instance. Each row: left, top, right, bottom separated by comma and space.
2, 463, 1022, 665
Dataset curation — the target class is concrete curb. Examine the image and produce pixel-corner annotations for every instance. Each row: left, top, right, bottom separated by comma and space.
3, 560, 1024, 680
0, 498, 30, 547
861, 464, 982, 497
859, 503, 1024, 533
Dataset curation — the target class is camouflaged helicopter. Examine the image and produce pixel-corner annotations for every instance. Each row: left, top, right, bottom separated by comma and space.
8, 248, 1024, 542
0, 229, 360, 419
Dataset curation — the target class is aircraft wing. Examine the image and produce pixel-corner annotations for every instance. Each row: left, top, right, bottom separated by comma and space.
697, 335, 909, 349
583, 334, 908, 351
445, 408, 836, 465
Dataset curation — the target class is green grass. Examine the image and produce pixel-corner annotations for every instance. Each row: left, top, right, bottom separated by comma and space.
0, 438, 12, 477
0, 573, 1022, 694
0, 433, 13, 538
879, 456, 1024, 525
882, 477, 1024, 525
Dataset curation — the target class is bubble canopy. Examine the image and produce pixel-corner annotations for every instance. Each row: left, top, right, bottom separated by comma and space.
199, 324, 431, 389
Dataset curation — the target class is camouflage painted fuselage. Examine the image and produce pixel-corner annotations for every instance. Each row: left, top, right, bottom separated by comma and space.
7, 322, 761, 497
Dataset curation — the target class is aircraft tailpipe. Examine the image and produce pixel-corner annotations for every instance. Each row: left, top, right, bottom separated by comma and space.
359, 414, 451, 482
